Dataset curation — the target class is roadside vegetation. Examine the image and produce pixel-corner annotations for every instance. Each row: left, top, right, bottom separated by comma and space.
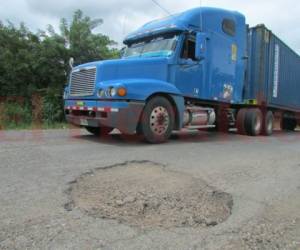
0, 10, 119, 130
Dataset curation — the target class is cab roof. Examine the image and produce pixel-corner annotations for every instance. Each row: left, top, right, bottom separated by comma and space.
124, 7, 244, 44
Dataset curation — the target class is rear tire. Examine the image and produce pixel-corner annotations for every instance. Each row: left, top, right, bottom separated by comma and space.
85, 126, 113, 136
244, 109, 263, 136
261, 111, 274, 136
236, 109, 247, 135
138, 96, 174, 144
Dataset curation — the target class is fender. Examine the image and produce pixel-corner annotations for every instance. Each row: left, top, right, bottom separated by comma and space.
98, 79, 185, 129
169, 94, 185, 130
124, 80, 185, 130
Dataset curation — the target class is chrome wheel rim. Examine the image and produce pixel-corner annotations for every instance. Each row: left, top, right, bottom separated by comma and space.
150, 106, 170, 136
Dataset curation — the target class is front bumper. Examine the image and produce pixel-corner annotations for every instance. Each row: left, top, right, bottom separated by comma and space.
64, 100, 145, 134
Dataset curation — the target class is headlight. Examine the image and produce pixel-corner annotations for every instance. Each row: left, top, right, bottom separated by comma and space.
97, 89, 105, 97
109, 87, 117, 97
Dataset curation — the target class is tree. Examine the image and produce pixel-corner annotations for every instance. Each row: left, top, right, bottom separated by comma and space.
0, 10, 119, 126
60, 10, 119, 66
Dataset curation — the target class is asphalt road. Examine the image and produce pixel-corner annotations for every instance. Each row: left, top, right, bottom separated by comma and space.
0, 129, 299, 249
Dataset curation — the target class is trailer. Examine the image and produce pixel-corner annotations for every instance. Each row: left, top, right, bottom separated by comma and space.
245, 25, 300, 132
64, 7, 300, 143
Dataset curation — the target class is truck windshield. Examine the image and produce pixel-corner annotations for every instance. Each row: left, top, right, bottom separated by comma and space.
123, 34, 178, 58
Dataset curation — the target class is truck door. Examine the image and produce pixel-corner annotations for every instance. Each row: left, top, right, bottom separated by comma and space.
173, 35, 204, 98
208, 18, 245, 103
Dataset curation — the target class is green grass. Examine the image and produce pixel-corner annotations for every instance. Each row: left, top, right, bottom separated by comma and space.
0, 122, 69, 131
41, 122, 69, 130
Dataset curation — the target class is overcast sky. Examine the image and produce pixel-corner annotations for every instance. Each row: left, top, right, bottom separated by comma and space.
0, 0, 299, 53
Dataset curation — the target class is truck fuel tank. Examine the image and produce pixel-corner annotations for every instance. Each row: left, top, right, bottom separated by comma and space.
183, 106, 216, 127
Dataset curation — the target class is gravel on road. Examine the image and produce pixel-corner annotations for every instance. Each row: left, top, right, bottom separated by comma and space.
0, 129, 299, 249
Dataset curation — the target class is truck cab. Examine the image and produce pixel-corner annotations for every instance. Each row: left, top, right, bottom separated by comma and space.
123, 7, 246, 102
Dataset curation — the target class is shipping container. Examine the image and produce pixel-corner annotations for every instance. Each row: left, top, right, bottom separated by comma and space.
246, 25, 300, 112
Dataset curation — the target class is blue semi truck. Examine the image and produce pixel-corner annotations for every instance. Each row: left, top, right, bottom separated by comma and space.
64, 7, 300, 143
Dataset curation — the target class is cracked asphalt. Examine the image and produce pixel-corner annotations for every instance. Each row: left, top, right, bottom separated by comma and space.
0, 129, 300, 249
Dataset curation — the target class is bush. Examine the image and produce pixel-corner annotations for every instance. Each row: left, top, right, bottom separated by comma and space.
0, 101, 32, 129
42, 90, 65, 125
0, 90, 66, 130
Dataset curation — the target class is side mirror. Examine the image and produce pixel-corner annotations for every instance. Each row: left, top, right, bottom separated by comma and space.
195, 33, 207, 61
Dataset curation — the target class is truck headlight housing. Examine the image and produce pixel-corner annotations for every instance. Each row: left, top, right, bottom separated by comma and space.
103, 87, 127, 97
103, 86, 127, 97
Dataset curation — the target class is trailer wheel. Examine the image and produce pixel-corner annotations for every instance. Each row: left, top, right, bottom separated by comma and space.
281, 118, 297, 131
139, 96, 174, 143
261, 111, 274, 136
85, 126, 113, 136
244, 109, 263, 136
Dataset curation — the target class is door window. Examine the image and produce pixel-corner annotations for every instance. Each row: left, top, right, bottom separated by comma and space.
181, 36, 196, 61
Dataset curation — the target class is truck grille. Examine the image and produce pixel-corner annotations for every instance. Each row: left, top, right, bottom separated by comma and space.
70, 67, 96, 96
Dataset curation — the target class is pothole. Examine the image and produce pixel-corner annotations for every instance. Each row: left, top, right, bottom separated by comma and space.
66, 161, 233, 229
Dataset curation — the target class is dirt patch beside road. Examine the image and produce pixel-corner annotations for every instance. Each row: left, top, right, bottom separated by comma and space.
67, 161, 233, 229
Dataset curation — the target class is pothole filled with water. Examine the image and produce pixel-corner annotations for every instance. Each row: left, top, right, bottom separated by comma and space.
66, 161, 233, 229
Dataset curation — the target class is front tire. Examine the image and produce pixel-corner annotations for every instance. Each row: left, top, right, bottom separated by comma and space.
138, 96, 174, 143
